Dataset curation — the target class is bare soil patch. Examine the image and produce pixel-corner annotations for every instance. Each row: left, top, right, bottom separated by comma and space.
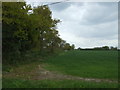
3, 64, 118, 83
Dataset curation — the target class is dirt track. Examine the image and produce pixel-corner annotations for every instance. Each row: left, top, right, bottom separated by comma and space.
3, 64, 118, 83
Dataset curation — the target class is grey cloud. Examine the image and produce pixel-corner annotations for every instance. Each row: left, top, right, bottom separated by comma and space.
52, 2, 118, 25
49, 2, 84, 12
59, 20, 117, 39
96, 2, 117, 7
25, 1, 118, 48
50, 2, 118, 48
80, 2, 118, 25
49, 2, 71, 11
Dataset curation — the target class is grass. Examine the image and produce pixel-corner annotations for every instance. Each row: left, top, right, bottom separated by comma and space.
2, 78, 118, 88
44, 50, 118, 80
2, 50, 118, 88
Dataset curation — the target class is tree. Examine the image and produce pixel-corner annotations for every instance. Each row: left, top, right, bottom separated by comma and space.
31, 5, 61, 53
64, 43, 71, 50
2, 2, 32, 62
71, 44, 75, 50
102, 46, 109, 50
2, 2, 72, 64
110, 46, 117, 50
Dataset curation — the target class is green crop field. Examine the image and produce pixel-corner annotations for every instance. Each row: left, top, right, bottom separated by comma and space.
3, 50, 118, 88
44, 50, 118, 80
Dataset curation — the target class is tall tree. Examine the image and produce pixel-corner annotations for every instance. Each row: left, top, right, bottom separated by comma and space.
2, 2, 73, 64
2, 2, 31, 62
32, 5, 61, 53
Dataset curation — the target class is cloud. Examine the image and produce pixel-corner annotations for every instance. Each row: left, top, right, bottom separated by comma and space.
50, 2, 71, 11
25, 1, 118, 48
80, 2, 118, 25
50, 2, 118, 48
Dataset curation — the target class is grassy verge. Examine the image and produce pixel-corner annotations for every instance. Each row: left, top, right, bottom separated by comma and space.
2, 78, 118, 88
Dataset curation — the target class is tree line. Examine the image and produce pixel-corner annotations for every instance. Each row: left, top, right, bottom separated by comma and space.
2, 2, 75, 64
77, 46, 118, 50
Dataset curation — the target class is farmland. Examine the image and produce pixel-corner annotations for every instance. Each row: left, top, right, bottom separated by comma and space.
3, 50, 118, 88
44, 50, 118, 80
2, 2, 118, 88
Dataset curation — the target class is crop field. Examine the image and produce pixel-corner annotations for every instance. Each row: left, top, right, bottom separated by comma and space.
3, 50, 118, 88
3, 2, 119, 88
44, 50, 118, 80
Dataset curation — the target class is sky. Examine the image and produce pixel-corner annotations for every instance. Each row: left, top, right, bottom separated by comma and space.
26, 1, 118, 49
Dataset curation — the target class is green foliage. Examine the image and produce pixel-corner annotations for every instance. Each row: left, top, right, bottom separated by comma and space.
2, 2, 32, 63
2, 2, 74, 64
102, 46, 109, 50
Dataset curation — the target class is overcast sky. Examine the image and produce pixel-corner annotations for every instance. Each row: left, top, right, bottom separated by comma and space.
26, 1, 118, 49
